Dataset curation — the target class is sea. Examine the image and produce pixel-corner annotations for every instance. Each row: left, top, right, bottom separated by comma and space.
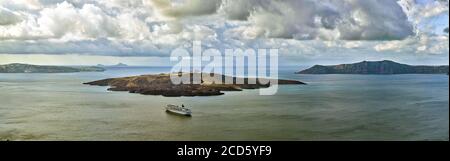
0, 67, 448, 140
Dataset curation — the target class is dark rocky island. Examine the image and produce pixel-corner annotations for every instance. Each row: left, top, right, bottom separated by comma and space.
297, 60, 449, 74
0, 63, 105, 73
84, 73, 305, 97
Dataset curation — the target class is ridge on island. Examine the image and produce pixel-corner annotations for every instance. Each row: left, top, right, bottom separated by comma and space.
84, 73, 306, 97
97, 63, 129, 67
0, 63, 105, 73
297, 60, 449, 74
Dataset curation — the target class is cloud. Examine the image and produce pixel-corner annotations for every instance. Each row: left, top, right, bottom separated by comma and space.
374, 34, 449, 54
220, 0, 255, 20
0, 39, 165, 56
0, 0, 430, 42
221, 0, 415, 40
37, 2, 120, 39
0, 0, 448, 63
399, 0, 449, 34
0, 7, 22, 25
0, 0, 42, 11
151, 0, 221, 19
0, 1, 154, 41
373, 0, 449, 55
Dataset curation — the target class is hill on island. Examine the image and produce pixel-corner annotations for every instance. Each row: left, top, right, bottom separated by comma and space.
0, 63, 105, 73
297, 60, 449, 74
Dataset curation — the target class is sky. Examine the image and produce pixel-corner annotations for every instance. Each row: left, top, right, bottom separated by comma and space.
0, 0, 449, 66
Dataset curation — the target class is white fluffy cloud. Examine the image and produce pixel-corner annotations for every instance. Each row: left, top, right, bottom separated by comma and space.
0, 1, 153, 40
1, 0, 418, 41
374, 34, 449, 54
0, 0, 448, 64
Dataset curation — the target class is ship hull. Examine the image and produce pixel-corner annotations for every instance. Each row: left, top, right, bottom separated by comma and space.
166, 109, 192, 117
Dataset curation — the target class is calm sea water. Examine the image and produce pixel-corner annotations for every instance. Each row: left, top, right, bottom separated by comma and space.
0, 67, 448, 140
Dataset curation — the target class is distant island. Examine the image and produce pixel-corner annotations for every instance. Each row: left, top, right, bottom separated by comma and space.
297, 60, 449, 74
0, 63, 105, 73
84, 73, 305, 97
97, 63, 129, 67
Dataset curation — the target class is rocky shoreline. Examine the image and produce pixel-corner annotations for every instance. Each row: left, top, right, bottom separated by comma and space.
84, 73, 306, 97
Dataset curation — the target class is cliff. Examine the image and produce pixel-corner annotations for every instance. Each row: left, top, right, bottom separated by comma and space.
297, 60, 449, 74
